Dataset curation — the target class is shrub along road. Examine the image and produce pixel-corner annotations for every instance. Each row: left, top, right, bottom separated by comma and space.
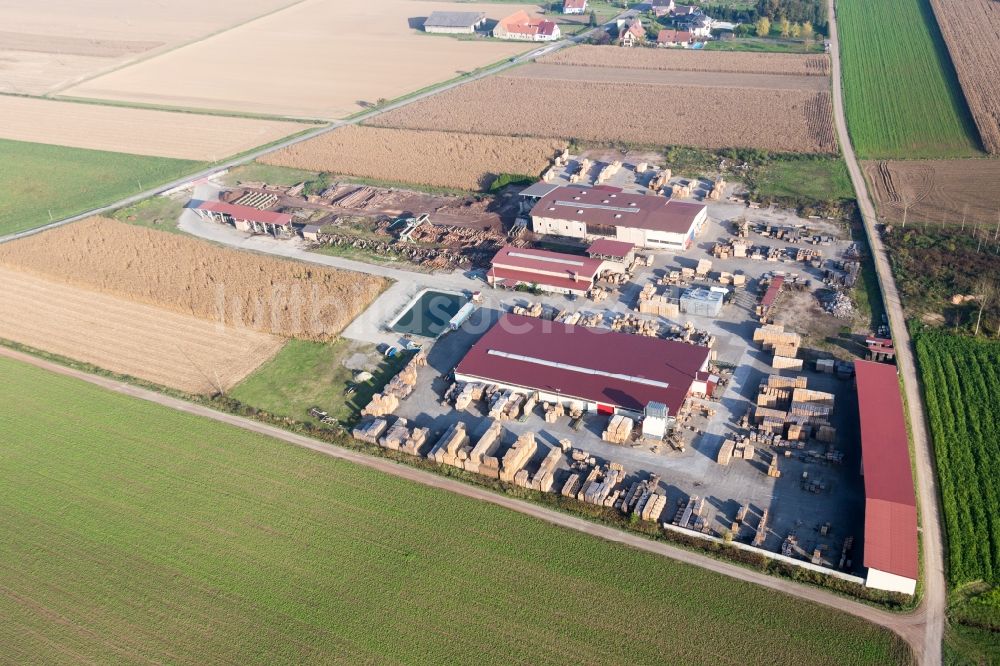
829, 0, 946, 662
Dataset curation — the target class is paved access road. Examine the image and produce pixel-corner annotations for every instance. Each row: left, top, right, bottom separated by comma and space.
827, 1, 946, 663
0, 344, 925, 653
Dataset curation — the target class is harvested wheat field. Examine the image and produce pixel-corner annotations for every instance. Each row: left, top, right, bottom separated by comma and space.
864, 159, 1000, 225
261, 126, 567, 191
928, 0, 1000, 153
0, 265, 283, 393
371, 75, 836, 154
0, 0, 298, 94
510, 63, 828, 91
0, 96, 309, 160
0, 218, 386, 341
542, 45, 830, 77
63, 0, 541, 119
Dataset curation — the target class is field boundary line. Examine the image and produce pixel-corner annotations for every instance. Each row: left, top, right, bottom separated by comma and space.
828, 0, 947, 663
0, 343, 924, 654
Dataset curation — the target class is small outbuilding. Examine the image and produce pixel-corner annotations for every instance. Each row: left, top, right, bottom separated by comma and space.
423, 11, 487, 34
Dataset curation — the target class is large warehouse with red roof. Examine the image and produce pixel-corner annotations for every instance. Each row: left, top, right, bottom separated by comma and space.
529, 185, 708, 250
855, 360, 919, 595
454, 313, 715, 417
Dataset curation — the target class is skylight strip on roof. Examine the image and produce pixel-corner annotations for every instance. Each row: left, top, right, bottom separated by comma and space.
487, 350, 670, 389
506, 252, 585, 267
554, 200, 640, 213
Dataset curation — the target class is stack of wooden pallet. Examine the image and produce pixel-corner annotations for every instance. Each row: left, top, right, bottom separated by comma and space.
500, 432, 537, 483
602, 415, 634, 444
352, 418, 387, 444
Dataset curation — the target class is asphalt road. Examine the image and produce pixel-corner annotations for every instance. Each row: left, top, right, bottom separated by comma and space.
0, 344, 926, 653
827, 1, 946, 663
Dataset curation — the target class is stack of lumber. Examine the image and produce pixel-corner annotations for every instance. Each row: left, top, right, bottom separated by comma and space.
488, 391, 524, 421
671, 182, 692, 198
378, 418, 410, 450
361, 393, 398, 417
673, 495, 699, 528
764, 375, 808, 389
786, 423, 806, 441
530, 447, 562, 492
791, 387, 835, 407
708, 178, 725, 201
602, 415, 634, 444
556, 309, 582, 324
513, 469, 531, 488
757, 385, 793, 409
543, 401, 564, 424
772, 355, 803, 370
454, 382, 485, 410
816, 425, 836, 443
464, 420, 502, 476
609, 313, 659, 336
753, 509, 769, 546
352, 418, 387, 444
401, 426, 430, 456
735, 441, 755, 460
587, 286, 609, 303
511, 301, 543, 317
596, 160, 621, 184
428, 423, 469, 466
716, 439, 736, 465
767, 456, 781, 478
580, 464, 624, 506
636, 283, 679, 317
500, 432, 537, 482
561, 473, 582, 497
636, 492, 668, 522
695, 259, 712, 277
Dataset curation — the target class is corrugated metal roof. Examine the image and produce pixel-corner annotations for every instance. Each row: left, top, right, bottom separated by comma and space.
855, 360, 918, 581
587, 238, 634, 257
194, 200, 292, 225
455, 313, 710, 413
424, 11, 486, 28
532, 186, 705, 234
491, 245, 603, 280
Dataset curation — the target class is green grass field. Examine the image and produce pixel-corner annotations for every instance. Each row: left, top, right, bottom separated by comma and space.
753, 157, 854, 202
0, 356, 912, 664
0, 138, 202, 236
230, 339, 411, 426
838, 0, 982, 159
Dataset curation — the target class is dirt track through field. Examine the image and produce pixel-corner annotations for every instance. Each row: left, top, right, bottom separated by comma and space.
511, 63, 829, 91
0, 266, 283, 393
0, 96, 310, 160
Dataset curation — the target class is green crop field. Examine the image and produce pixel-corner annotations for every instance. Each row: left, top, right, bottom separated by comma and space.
752, 157, 854, 203
915, 328, 1000, 586
0, 356, 912, 664
838, 0, 982, 159
0, 138, 201, 236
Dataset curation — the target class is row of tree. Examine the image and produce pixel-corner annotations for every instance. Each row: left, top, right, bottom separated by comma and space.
752, 16, 816, 40
697, 0, 827, 32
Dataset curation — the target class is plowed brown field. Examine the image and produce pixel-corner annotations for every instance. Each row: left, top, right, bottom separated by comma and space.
509, 63, 828, 91
0, 265, 283, 393
370, 75, 836, 154
928, 0, 1000, 153
260, 126, 566, 191
864, 159, 1000, 225
0, 218, 386, 341
541, 45, 830, 77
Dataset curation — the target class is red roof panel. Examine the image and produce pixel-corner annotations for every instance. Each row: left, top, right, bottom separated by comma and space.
855, 360, 918, 580
587, 238, 635, 257
455, 313, 710, 414
531, 186, 706, 235
491, 245, 603, 280
194, 200, 292, 225
488, 266, 593, 292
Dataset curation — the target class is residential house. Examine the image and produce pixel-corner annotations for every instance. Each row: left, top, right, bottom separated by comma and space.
562, 0, 587, 15
493, 10, 561, 40
646, 0, 676, 18
676, 11, 712, 38
618, 17, 646, 47
656, 28, 693, 47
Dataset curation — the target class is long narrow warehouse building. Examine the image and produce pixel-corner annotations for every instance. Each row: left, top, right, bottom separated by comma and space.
854, 360, 919, 595
455, 313, 715, 418
529, 185, 708, 250
487, 245, 615, 296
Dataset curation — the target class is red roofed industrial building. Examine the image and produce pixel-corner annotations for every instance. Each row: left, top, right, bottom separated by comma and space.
530, 185, 707, 250
493, 10, 560, 40
488, 245, 614, 296
455, 313, 714, 417
562, 0, 588, 14
191, 200, 293, 236
855, 360, 918, 595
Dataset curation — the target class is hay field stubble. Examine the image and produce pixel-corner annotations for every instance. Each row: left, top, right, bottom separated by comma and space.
0, 356, 914, 665
541, 45, 831, 76
61, 0, 543, 119
0, 218, 387, 340
0, 266, 283, 393
260, 125, 567, 191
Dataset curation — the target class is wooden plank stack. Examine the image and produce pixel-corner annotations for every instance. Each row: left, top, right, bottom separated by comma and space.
428, 422, 469, 466
500, 432, 537, 482
716, 439, 736, 465
602, 414, 634, 444
352, 418, 388, 444
401, 426, 430, 456
378, 418, 411, 450
464, 421, 502, 476
530, 447, 562, 492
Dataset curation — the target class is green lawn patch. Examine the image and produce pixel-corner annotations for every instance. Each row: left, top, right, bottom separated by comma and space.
0, 138, 202, 236
230, 339, 411, 426
111, 195, 187, 233
838, 0, 982, 158
0, 356, 912, 664
752, 157, 854, 202
221, 162, 319, 187
705, 37, 824, 53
